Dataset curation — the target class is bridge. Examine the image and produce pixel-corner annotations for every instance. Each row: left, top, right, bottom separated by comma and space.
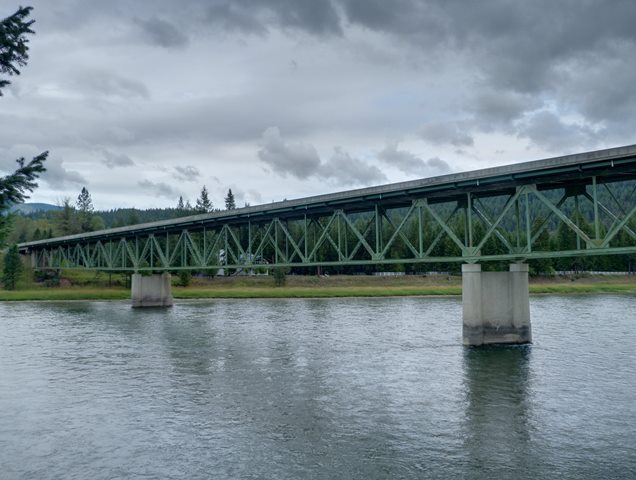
18, 144, 636, 345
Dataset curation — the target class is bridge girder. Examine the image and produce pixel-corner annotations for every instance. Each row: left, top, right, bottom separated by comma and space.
23, 174, 636, 272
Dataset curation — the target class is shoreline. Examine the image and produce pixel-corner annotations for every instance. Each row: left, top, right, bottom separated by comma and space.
2, 277, 636, 302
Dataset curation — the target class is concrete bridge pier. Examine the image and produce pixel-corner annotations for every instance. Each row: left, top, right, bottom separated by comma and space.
462, 263, 531, 346
131, 273, 173, 308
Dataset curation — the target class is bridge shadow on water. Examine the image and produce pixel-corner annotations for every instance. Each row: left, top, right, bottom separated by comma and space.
462, 344, 535, 477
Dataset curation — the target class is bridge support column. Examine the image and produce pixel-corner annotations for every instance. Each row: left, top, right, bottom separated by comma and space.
462, 263, 531, 346
131, 273, 173, 308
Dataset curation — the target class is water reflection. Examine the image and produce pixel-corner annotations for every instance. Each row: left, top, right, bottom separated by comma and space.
462, 346, 533, 476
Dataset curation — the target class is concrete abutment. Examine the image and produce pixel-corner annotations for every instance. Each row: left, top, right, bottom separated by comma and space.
131, 273, 173, 308
462, 263, 532, 346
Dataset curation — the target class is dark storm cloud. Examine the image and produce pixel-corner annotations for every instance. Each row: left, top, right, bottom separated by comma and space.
205, 0, 342, 36
134, 17, 189, 48
258, 128, 386, 185
377, 143, 451, 176
560, 48, 636, 128
174, 165, 201, 182
470, 90, 538, 130
339, 0, 636, 145
31, 0, 636, 145
101, 149, 135, 168
342, 0, 636, 89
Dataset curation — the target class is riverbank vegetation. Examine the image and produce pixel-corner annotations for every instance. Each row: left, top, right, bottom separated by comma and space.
1, 267, 635, 301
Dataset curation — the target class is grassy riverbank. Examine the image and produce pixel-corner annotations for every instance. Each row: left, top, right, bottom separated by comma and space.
1, 271, 635, 301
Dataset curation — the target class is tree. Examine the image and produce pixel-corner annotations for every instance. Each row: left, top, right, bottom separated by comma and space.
127, 209, 140, 226
176, 195, 185, 210
0, 7, 35, 95
2, 244, 22, 290
76, 186, 94, 232
178, 270, 191, 287
76, 187, 93, 213
55, 198, 78, 236
273, 267, 287, 286
224, 188, 236, 210
0, 154, 47, 245
1, 7, 46, 245
195, 185, 212, 213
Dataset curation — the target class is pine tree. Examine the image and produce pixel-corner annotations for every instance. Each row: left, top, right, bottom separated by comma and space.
56, 198, 78, 236
224, 188, 236, 210
195, 186, 212, 213
2, 244, 22, 290
176, 195, 185, 210
76, 187, 94, 232
0, 7, 35, 95
76, 187, 93, 212
1, 7, 47, 244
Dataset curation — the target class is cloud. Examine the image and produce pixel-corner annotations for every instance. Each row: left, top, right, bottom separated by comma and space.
138, 179, 178, 199
174, 165, 201, 182
320, 147, 387, 185
72, 69, 150, 100
8, 0, 636, 209
205, 0, 343, 36
101, 149, 135, 168
377, 143, 451, 176
41, 156, 87, 190
134, 17, 189, 48
517, 110, 600, 152
258, 127, 386, 185
420, 122, 474, 148
470, 90, 539, 130
258, 127, 321, 179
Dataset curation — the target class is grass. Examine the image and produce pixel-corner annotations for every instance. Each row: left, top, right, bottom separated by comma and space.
0, 287, 129, 301
172, 285, 463, 299
1, 272, 635, 301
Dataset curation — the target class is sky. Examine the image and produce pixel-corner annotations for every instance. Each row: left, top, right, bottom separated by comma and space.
1, 0, 636, 210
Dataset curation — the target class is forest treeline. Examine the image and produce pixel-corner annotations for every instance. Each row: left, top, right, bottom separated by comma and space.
4, 186, 237, 243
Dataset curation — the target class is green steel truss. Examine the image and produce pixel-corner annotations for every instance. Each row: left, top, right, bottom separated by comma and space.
26, 178, 636, 272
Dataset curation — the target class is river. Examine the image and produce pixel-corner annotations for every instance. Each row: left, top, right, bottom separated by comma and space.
1, 296, 635, 479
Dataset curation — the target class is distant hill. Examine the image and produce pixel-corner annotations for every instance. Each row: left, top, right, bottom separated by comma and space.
8, 202, 62, 215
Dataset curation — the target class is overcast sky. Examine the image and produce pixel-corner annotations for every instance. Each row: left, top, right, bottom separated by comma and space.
1, 0, 635, 210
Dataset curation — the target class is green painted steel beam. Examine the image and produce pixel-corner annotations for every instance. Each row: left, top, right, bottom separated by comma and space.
19, 145, 636, 272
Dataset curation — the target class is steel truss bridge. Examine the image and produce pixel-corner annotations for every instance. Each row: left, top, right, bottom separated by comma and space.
18, 145, 636, 272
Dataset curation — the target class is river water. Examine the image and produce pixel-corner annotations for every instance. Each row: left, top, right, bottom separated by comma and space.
0, 296, 635, 479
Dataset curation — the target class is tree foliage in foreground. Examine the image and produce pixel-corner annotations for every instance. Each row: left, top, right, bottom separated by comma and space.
2, 244, 22, 289
1, 6, 46, 245
0, 6, 35, 95
0, 153, 47, 246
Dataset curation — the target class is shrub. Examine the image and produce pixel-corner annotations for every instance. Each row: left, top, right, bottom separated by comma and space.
273, 267, 287, 287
